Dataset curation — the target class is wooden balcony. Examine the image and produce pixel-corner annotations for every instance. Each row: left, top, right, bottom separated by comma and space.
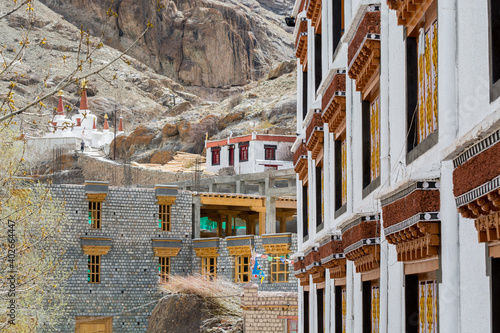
295, 18, 308, 65
306, 112, 324, 160
347, 8, 381, 95
322, 70, 346, 136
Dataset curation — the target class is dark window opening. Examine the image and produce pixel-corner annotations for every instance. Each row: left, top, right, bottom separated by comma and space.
239, 143, 249, 161
302, 185, 309, 239
362, 281, 372, 333
492, 258, 500, 333
406, 36, 419, 154
405, 275, 419, 333
317, 288, 324, 333
334, 140, 342, 210
332, 0, 344, 56
303, 290, 310, 333
228, 145, 234, 166
315, 166, 323, 228
303, 70, 308, 120
362, 100, 372, 189
491, 1, 500, 84
315, 33, 322, 91
334, 286, 343, 333
211, 148, 220, 165
264, 145, 277, 160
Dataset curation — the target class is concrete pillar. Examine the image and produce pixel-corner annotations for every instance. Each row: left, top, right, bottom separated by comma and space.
192, 195, 201, 239
208, 183, 214, 192
236, 180, 242, 194
258, 182, 265, 195
266, 197, 277, 234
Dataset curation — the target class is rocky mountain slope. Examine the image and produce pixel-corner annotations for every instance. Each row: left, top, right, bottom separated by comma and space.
0, 0, 296, 165
40, 0, 294, 90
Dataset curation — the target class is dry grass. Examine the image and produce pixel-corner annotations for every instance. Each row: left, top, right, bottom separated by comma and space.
160, 275, 243, 320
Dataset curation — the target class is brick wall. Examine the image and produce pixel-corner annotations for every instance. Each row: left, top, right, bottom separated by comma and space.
241, 283, 298, 333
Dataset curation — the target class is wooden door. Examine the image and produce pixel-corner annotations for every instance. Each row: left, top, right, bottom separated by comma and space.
75, 317, 112, 333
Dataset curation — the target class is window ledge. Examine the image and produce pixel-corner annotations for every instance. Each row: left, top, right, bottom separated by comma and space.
406, 129, 439, 165
362, 176, 381, 199
335, 204, 347, 219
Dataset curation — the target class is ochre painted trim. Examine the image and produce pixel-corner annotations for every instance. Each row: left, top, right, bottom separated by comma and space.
404, 257, 439, 275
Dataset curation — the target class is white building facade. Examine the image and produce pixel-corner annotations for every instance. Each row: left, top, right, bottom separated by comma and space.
206, 133, 295, 175
291, 0, 500, 332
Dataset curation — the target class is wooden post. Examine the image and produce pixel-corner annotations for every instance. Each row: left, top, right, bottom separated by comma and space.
259, 211, 266, 235
226, 214, 233, 237
217, 215, 223, 238
279, 217, 287, 233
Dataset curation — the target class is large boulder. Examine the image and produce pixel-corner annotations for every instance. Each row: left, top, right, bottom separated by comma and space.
147, 295, 211, 333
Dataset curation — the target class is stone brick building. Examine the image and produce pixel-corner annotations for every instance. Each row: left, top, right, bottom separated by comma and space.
50, 181, 298, 332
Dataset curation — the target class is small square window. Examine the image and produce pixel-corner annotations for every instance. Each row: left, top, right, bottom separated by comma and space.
270, 254, 289, 283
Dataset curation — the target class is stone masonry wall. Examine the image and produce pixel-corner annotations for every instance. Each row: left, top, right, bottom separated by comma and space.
241, 283, 298, 333
49, 185, 193, 332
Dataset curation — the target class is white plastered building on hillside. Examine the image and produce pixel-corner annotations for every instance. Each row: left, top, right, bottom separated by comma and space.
291, 0, 500, 332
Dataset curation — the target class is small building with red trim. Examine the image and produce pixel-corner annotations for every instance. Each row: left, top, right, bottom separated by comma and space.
205, 133, 296, 175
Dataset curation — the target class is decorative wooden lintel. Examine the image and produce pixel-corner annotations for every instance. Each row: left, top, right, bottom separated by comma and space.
475, 210, 500, 244
194, 247, 219, 257
348, 39, 380, 94
330, 262, 347, 279
387, 0, 435, 30
82, 245, 111, 256
156, 196, 177, 205
458, 189, 500, 219
322, 96, 346, 134
227, 245, 253, 256
262, 243, 291, 254
386, 221, 440, 262
86, 193, 107, 202
306, 132, 324, 160
345, 245, 380, 274
312, 266, 325, 284
153, 247, 181, 257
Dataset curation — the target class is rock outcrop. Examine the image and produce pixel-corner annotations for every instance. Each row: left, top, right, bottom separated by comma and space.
40, 0, 294, 88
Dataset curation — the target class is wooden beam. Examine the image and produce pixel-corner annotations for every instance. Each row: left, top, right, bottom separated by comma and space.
259, 211, 265, 235
200, 196, 265, 207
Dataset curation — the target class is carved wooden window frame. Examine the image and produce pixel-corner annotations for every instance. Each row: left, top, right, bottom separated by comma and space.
270, 253, 289, 283
159, 204, 171, 231
88, 255, 100, 283
88, 201, 101, 229
159, 256, 170, 283
234, 255, 251, 283
202, 256, 217, 280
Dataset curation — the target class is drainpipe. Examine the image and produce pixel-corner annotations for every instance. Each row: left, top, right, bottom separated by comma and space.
438, 0, 459, 331
379, 2, 391, 332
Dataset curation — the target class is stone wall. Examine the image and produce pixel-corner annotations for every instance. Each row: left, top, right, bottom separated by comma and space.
241, 283, 298, 333
49, 185, 193, 332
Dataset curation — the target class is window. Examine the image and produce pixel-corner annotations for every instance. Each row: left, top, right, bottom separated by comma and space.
405, 274, 437, 333
490, 0, 500, 100
211, 147, 220, 165
159, 204, 171, 231
334, 139, 347, 214
239, 143, 249, 161
235, 255, 251, 283
335, 286, 347, 333
315, 166, 323, 229
317, 287, 324, 333
303, 290, 309, 333
264, 145, 277, 160
315, 33, 322, 91
303, 70, 308, 119
302, 185, 309, 240
88, 255, 100, 283
228, 145, 235, 166
88, 201, 101, 229
332, 0, 344, 55
270, 254, 288, 283
201, 256, 217, 280
159, 256, 170, 283
407, 20, 438, 156
362, 96, 380, 193
363, 281, 380, 333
